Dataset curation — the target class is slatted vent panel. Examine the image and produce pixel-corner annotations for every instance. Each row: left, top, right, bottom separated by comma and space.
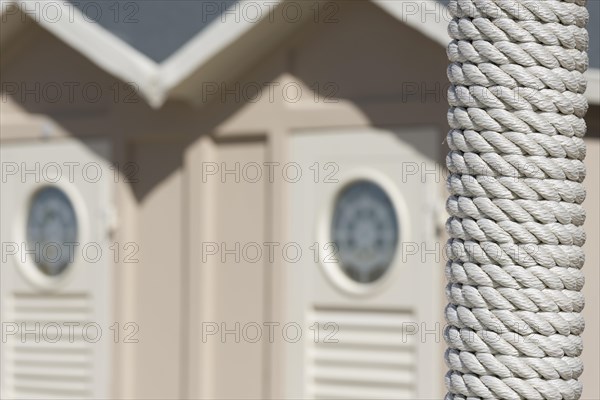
307, 307, 417, 400
3, 293, 94, 399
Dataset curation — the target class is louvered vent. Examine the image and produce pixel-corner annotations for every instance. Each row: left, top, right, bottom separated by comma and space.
307, 307, 417, 399
3, 293, 94, 399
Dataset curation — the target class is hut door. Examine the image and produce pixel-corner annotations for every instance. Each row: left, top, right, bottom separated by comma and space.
1, 139, 113, 399
282, 127, 442, 399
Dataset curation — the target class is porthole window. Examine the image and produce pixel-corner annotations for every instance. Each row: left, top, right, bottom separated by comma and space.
26, 187, 78, 276
331, 180, 399, 284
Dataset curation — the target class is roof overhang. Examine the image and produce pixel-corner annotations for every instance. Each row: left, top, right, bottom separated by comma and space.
2, 0, 599, 107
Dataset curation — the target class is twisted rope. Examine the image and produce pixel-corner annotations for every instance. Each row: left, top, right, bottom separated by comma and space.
443, 0, 589, 399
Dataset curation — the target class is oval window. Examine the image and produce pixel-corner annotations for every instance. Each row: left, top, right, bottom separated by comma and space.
331, 180, 399, 284
26, 187, 78, 276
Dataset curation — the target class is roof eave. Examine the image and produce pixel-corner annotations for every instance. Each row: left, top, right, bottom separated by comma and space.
2, 0, 599, 107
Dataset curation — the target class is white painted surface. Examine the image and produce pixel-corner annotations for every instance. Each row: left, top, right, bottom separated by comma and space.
0, 139, 114, 399
283, 127, 443, 398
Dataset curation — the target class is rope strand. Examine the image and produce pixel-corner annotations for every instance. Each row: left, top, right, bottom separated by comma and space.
444, 0, 589, 398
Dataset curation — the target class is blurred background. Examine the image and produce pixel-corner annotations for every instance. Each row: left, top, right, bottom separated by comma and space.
1, 1, 599, 399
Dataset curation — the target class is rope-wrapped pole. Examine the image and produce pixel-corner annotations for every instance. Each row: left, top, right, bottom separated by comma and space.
443, 0, 589, 399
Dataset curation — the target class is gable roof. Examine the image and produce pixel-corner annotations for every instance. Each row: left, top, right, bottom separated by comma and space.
69, 0, 239, 63
2, 0, 598, 107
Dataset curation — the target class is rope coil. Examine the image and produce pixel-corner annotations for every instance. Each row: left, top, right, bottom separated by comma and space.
444, 0, 589, 399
